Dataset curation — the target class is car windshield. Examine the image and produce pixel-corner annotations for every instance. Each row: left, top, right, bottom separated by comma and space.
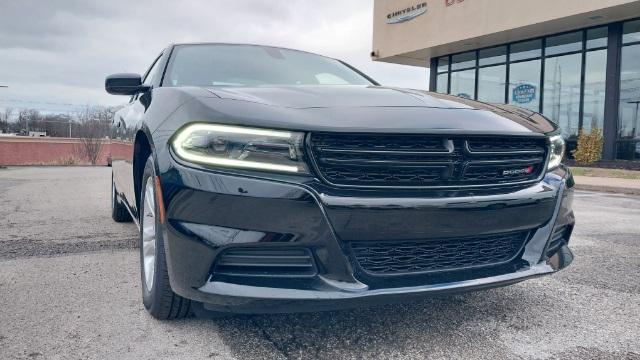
164, 44, 374, 87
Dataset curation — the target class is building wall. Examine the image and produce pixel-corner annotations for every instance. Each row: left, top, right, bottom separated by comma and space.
373, 0, 640, 65
0, 137, 132, 166
373, 1, 640, 161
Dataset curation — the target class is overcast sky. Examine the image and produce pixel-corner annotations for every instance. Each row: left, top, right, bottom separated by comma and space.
0, 0, 429, 115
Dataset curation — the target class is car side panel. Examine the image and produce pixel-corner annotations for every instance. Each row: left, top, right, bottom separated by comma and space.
111, 105, 136, 215
111, 89, 217, 219
110, 49, 173, 220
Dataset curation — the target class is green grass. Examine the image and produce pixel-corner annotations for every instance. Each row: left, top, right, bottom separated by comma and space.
570, 167, 640, 180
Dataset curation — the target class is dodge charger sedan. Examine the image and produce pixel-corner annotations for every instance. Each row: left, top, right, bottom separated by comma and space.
106, 43, 574, 320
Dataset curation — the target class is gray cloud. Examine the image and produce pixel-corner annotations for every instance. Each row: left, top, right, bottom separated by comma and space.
0, 0, 428, 112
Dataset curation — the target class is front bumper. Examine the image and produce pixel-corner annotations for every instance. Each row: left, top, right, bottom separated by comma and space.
158, 159, 575, 314
193, 249, 572, 314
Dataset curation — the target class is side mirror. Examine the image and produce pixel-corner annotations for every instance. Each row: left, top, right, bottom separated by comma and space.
105, 73, 150, 95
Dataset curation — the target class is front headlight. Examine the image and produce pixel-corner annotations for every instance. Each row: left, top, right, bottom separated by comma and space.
171, 123, 309, 174
547, 134, 565, 170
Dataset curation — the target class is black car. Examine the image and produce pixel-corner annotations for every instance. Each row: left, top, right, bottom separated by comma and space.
106, 43, 574, 320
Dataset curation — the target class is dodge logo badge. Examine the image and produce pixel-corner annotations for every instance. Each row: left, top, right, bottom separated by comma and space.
503, 166, 534, 176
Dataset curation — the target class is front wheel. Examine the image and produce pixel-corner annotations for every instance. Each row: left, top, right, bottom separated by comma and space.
139, 155, 191, 320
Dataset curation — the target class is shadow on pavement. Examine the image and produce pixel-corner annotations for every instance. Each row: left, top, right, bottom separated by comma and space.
211, 287, 528, 359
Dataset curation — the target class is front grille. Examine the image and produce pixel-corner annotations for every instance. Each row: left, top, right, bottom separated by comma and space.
212, 247, 317, 278
349, 231, 530, 275
309, 133, 547, 188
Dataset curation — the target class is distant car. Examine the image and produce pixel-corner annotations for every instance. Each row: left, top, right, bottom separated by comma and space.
106, 43, 575, 320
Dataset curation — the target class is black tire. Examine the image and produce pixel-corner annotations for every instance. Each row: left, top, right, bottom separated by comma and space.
139, 155, 191, 320
111, 173, 132, 223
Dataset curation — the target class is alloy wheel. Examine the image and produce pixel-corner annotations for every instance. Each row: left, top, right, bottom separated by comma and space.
142, 177, 156, 291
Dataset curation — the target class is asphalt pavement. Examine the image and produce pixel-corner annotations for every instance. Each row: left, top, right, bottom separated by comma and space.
0, 166, 639, 360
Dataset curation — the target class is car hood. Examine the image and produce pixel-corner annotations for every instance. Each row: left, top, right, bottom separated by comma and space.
165, 85, 557, 135
206, 85, 476, 110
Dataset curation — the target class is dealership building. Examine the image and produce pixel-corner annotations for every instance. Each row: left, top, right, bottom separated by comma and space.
372, 0, 640, 160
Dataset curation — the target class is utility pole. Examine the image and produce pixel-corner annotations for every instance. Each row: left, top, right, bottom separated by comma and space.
628, 100, 640, 139
0, 86, 7, 133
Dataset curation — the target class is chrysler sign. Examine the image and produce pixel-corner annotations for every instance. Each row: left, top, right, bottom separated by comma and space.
386, 2, 428, 24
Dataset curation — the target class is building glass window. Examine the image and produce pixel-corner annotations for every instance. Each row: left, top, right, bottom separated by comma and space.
428, 20, 640, 161
478, 65, 506, 103
543, 53, 583, 138
510, 39, 542, 61
437, 57, 449, 73
479, 46, 507, 66
508, 60, 541, 112
546, 32, 583, 56
451, 51, 476, 70
436, 73, 449, 94
618, 43, 640, 160
450, 69, 476, 99
582, 49, 607, 133
587, 27, 608, 49
616, 142, 640, 160
623, 19, 640, 44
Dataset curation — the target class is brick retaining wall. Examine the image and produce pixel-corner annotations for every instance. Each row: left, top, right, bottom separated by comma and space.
0, 137, 131, 166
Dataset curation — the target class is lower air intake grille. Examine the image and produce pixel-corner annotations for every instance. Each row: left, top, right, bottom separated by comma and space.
546, 225, 570, 257
213, 248, 317, 278
350, 231, 530, 275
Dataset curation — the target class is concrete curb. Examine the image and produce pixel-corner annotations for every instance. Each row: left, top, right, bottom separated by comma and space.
573, 175, 640, 196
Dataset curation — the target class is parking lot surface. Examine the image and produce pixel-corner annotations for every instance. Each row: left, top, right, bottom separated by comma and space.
1, 166, 639, 360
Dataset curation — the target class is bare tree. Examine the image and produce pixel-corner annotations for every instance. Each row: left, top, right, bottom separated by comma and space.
0, 107, 12, 133
75, 106, 111, 165
75, 121, 104, 164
